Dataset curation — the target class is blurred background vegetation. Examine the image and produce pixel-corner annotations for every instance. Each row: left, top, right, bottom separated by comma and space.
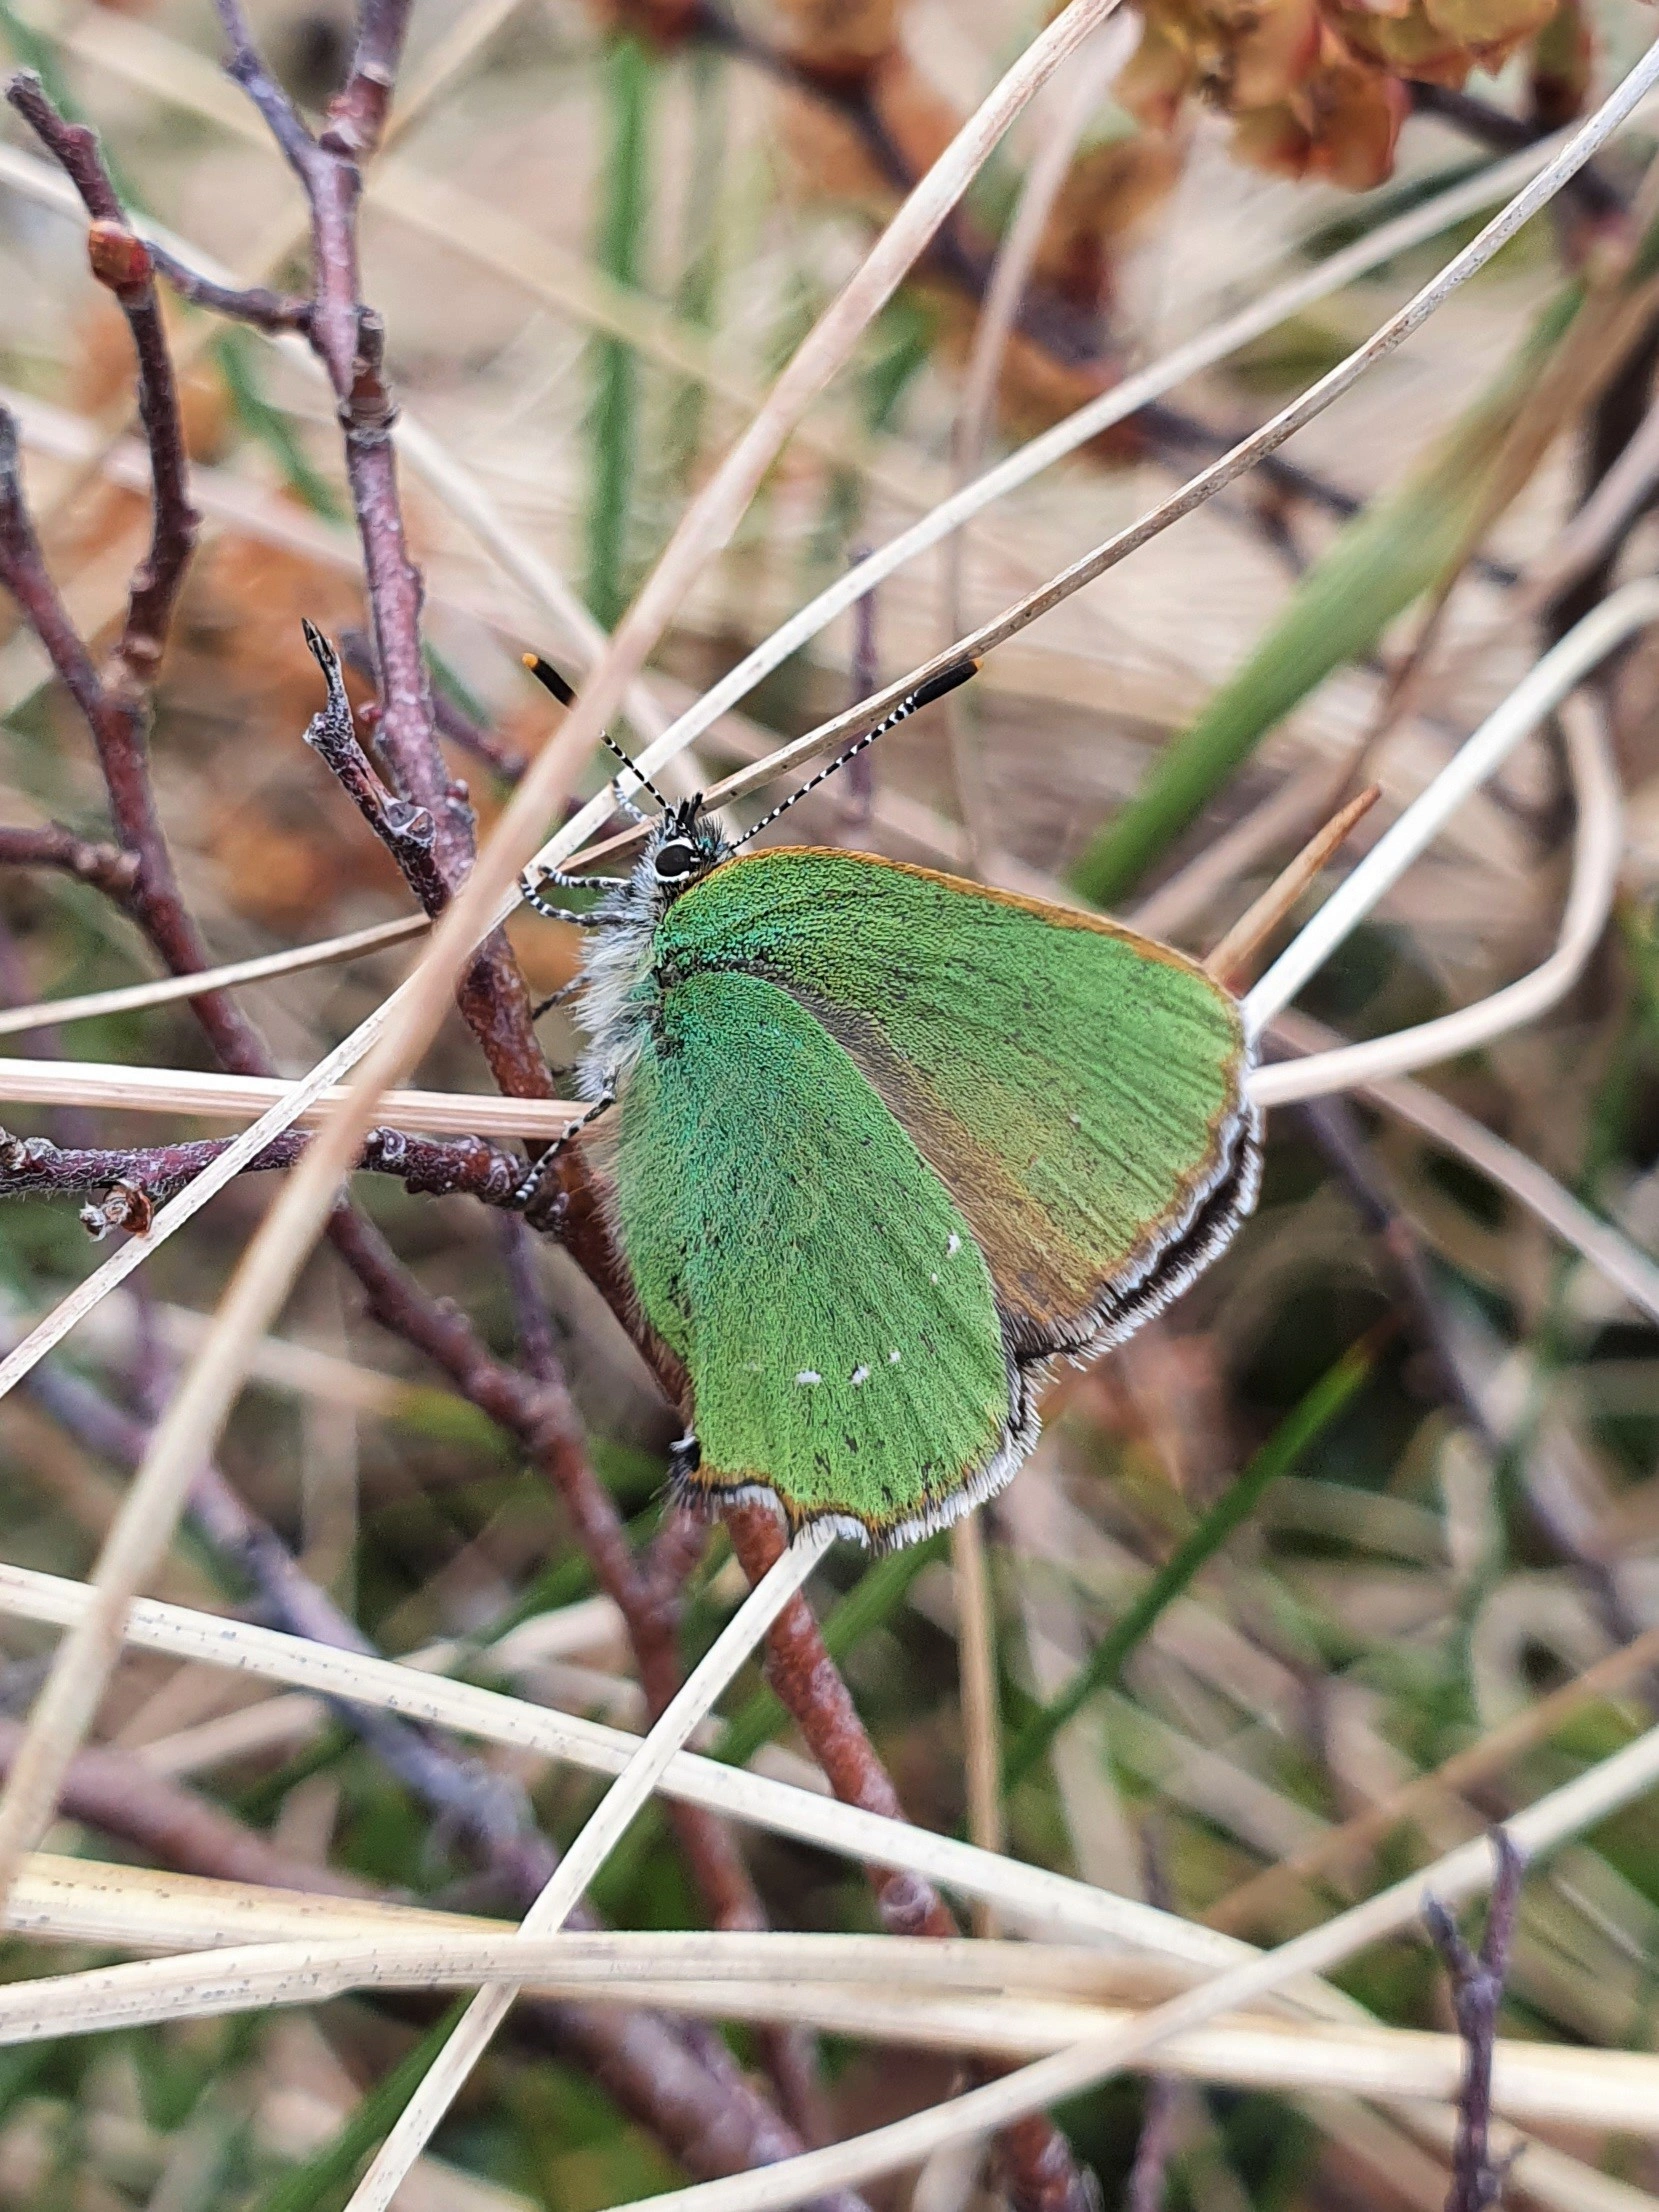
6, 2, 1659, 2210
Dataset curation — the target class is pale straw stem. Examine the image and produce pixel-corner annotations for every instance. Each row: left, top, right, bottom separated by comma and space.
344, 1528, 833, 2212
0, 915, 429, 1041
1249, 686, 1627, 1101
1243, 580, 1659, 1041
2, 23, 1647, 1409
0, 1055, 579, 1136
594, 1724, 1659, 2212
1360, 1064, 1659, 1324
0, 1558, 1287, 1977
581, 36, 1659, 848
557, 108, 1655, 804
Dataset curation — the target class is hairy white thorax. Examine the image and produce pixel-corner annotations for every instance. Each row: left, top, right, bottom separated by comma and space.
572, 808, 733, 1099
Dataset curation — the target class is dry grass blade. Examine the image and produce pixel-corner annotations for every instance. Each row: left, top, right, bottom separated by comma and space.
1246, 590, 1654, 1048
0, 139, 704, 783
1251, 690, 1624, 1095
345, 1529, 833, 2212
557, 125, 1649, 809
0, 1056, 580, 1136
563, 42, 1659, 869
952, 1508, 1004, 1912
1, 35, 1645, 1421
601, 1730, 1659, 2212
2, 1911, 1658, 2136
1207, 1618, 1659, 1931
1203, 787, 1381, 988
940, 19, 1130, 860
1368, 1068, 1659, 1322
0, 1558, 1274, 1972
0, 916, 430, 1039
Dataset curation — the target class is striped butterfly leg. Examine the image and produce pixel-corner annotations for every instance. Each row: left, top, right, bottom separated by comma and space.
530, 973, 585, 1023
511, 1080, 618, 1215
521, 876, 625, 926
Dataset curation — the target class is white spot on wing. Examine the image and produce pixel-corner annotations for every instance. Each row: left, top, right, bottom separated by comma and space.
850, 1365, 870, 1386
947, 1233, 961, 1257
794, 1370, 821, 1386
930, 1272, 939, 1284
889, 1349, 901, 1364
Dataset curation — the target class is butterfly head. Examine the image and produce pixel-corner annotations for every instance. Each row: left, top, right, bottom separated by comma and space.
642, 797, 730, 907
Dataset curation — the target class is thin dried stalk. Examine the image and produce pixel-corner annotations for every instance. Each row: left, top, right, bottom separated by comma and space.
1361, 1068, 1659, 1325
564, 129, 1630, 800
5, 1855, 1658, 2135
954, 1508, 1005, 1920
4, 39, 1647, 1424
0, 916, 428, 1040
1202, 788, 1381, 989
0, 138, 706, 787
562, 37, 1659, 878
941, 20, 1130, 863
1248, 665, 1638, 1086
593, 1748, 1659, 2212
346, 1529, 834, 2212
3, 1931, 1658, 2137
0, 1054, 579, 1136
0, 1558, 1271, 1974
1208, 1627, 1659, 1934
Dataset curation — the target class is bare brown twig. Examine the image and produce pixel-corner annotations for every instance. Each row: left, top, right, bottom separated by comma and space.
1424, 1832, 1528, 2212
0, 1123, 527, 1211
724, 1503, 1099, 2212
0, 820, 141, 904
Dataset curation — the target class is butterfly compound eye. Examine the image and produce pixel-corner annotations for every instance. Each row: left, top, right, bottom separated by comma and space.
653, 839, 700, 883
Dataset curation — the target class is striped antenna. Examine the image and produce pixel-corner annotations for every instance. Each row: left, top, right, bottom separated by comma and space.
521, 653, 673, 817
732, 657, 980, 850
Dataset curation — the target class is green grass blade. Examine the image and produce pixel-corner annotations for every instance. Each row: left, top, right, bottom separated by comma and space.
587, 34, 654, 630
1071, 292, 1579, 908
249, 2000, 469, 2212
661, 45, 726, 488
1001, 1333, 1381, 1792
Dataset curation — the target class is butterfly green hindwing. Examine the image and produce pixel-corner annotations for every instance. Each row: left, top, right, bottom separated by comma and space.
612, 968, 1027, 1542
650, 849, 1257, 1360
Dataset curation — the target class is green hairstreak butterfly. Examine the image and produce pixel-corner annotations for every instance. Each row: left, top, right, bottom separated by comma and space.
524, 658, 1260, 1547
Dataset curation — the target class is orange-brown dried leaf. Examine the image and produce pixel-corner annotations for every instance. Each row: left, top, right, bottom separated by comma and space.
1232, 34, 1406, 187
1332, 0, 1559, 84
923, 280, 1143, 461
1229, 0, 1323, 108
1120, 0, 1320, 123
1116, 16, 1198, 130
71, 297, 229, 462
586, 0, 705, 45
167, 535, 406, 931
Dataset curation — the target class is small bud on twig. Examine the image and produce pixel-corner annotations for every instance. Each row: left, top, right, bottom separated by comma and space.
86, 219, 152, 299
79, 1179, 154, 1241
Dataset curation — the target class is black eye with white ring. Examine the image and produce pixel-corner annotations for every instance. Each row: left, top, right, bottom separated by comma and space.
653, 838, 700, 882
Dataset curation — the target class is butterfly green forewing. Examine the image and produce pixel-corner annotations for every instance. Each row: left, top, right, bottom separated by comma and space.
606, 848, 1257, 1545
